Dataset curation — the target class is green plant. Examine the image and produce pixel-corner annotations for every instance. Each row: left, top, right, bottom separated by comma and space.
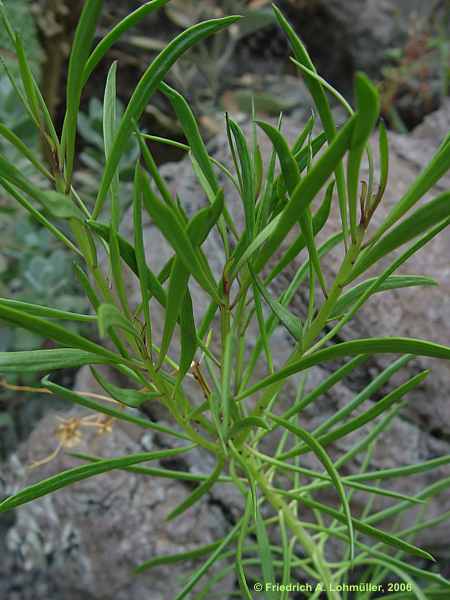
0, 1, 450, 598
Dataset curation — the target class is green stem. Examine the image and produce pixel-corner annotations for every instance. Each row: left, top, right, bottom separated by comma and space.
248, 456, 341, 600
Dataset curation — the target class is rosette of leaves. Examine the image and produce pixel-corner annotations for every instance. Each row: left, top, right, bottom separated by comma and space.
0, 2, 450, 599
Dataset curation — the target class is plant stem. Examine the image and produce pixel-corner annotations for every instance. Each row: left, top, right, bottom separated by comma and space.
248, 456, 341, 600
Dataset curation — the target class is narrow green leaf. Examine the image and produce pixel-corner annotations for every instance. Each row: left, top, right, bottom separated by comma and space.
350, 454, 450, 483
177, 289, 197, 384
221, 332, 236, 435
0, 303, 121, 362
266, 180, 334, 283
253, 484, 277, 600
270, 413, 355, 560
82, 0, 170, 85
0, 298, 95, 323
93, 15, 241, 217
158, 260, 190, 369
135, 540, 222, 574
272, 4, 349, 241
166, 457, 224, 522
253, 115, 357, 272
238, 337, 450, 400
62, 0, 104, 186
351, 191, 450, 280
97, 303, 138, 342
372, 133, 450, 243
331, 275, 437, 317
256, 119, 328, 294
91, 368, 158, 408
132, 163, 152, 350
0, 349, 111, 374
280, 370, 429, 460
0, 445, 196, 513
0, 123, 52, 180
228, 417, 269, 439
251, 271, 302, 341
173, 521, 241, 600
281, 355, 368, 420
236, 493, 253, 600
0, 179, 80, 255
289, 493, 434, 562
139, 169, 220, 301
103, 60, 121, 229
44, 379, 187, 439
87, 220, 167, 307
158, 190, 223, 368
160, 81, 218, 194
74, 264, 101, 310
228, 117, 256, 239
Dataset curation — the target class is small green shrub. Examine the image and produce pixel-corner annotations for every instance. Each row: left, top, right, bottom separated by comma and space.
0, 1, 450, 598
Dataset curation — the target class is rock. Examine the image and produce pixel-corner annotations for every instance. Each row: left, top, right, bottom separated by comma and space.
280, 0, 439, 88
2, 102, 450, 597
0, 404, 233, 600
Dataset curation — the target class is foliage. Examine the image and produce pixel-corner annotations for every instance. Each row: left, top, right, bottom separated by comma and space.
0, 2, 450, 598
75, 95, 140, 200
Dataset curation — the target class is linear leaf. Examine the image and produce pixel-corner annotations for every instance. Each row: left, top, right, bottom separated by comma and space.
256, 119, 328, 294
351, 191, 450, 280
44, 379, 186, 439
330, 275, 437, 317
62, 0, 103, 186
280, 370, 429, 460
82, 0, 170, 85
0, 123, 52, 179
272, 4, 349, 241
166, 457, 224, 522
270, 413, 355, 560
0, 349, 111, 374
267, 180, 334, 283
0, 299, 95, 323
177, 289, 197, 384
97, 303, 138, 341
251, 271, 302, 341
253, 115, 357, 272
252, 484, 277, 600
372, 132, 450, 243
160, 81, 218, 194
86, 220, 167, 307
91, 368, 158, 408
0, 445, 196, 513
140, 169, 220, 301
93, 15, 241, 217
0, 303, 121, 362
237, 337, 450, 400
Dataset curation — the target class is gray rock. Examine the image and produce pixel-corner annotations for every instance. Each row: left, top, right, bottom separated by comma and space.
281, 0, 442, 87
0, 406, 233, 600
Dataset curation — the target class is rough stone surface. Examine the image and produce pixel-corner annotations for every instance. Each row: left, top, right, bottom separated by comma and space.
281, 0, 440, 87
1, 102, 450, 598
0, 405, 233, 600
